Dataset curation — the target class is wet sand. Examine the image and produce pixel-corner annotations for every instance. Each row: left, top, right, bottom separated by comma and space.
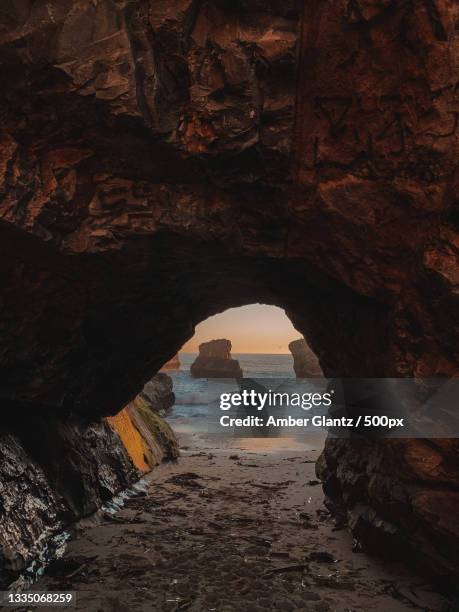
35, 431, 452, 612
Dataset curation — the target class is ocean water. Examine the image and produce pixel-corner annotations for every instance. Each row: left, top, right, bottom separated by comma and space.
167, 353, 327, 448
168, 353, 295, 419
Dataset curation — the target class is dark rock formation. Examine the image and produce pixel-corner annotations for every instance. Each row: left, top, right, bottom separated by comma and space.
191, 339, 243, 379
289, 339, 323, 378
160, 354, 181, 371
0, 397, 178, 587
316, 437, 459, 582
0, 0, 457, 583
0, 419, 138, 587
141, 373, 175, 415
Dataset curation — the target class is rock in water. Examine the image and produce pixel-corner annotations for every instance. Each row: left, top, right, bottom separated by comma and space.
289, 339, 323, 378
141, 373, 175, 415
190, 340, 243, 379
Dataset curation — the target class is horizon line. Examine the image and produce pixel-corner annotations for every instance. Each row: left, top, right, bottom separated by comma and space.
179, 351, 292, 355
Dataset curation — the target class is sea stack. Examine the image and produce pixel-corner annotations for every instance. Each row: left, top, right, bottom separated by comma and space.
160, 354, 181, 371
191, 339, 243, 379
289, 339, 323, 378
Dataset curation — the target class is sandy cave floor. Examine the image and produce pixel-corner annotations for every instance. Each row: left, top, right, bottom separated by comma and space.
32, 432, 455, 612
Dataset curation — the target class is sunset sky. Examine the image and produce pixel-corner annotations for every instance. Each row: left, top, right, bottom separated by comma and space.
181, 304, 301, 354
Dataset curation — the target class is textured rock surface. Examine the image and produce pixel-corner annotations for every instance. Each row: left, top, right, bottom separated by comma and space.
0, 394, 178, 587
289, 338, 323, 378
0, 0, 458, 582
107, 397, 179, 471
316, 437, 459, 582
141, 373, 175, 415
191, 339, 243, 378
198, 339, 232, 360
128, 396, 179, 463
0, 419, 138, 587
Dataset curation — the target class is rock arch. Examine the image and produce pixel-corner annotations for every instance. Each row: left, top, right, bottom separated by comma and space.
0, 0, 458, 582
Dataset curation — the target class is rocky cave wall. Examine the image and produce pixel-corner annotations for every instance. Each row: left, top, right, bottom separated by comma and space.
0, 0, 458, 583
0, 376, 178, 587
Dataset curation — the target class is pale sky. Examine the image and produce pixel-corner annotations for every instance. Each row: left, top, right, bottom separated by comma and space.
181, 304, 301, 354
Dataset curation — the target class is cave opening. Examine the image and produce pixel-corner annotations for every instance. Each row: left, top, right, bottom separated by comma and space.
2, 230, 457, 600
182, 304, 301, 357
164, 303, 326, 454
